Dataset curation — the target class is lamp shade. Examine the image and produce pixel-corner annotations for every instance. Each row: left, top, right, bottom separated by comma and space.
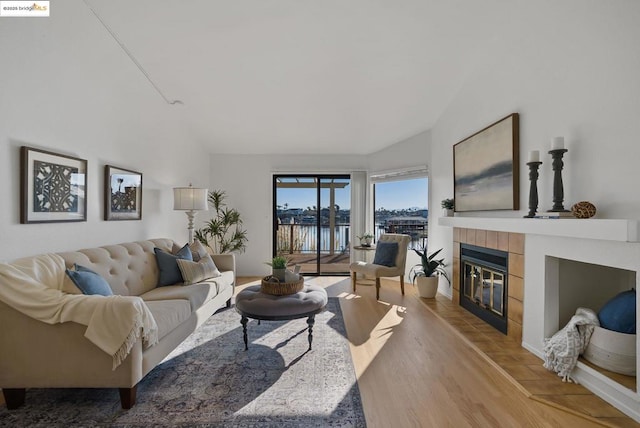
173, 186, 208, 211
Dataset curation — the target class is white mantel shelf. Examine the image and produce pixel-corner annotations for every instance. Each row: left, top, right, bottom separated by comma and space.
438, 217, 639, 242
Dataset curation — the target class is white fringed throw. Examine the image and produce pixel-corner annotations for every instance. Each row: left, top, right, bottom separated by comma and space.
0, 254, 158, 369
543, 307, 599, 383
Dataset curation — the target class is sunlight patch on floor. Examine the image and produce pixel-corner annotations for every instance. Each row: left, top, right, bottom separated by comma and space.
352, 303, 406, 378
337, 291, 361, 300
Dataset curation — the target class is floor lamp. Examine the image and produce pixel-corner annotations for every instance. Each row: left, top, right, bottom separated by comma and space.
173, 184, 208, 243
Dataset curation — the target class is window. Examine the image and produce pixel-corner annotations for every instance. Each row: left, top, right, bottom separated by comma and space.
373, 175, 428, 250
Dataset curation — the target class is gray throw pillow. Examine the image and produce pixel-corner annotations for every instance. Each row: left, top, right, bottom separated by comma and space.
154, 244, 193, 286
373, 241, 398, 267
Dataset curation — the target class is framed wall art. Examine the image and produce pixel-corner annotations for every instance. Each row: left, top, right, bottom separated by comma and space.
453, 113, 519, 212
104, 165, 142, 221
20, 146, 88, 224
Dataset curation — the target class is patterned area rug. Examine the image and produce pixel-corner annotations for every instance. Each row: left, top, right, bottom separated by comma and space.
0, 297, 366, 427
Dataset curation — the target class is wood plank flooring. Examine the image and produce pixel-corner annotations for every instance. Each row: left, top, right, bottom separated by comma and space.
3, 276, 637, 427
236, 276, 639, 427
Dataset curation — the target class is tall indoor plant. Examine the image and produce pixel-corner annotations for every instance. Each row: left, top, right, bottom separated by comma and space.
195, 190, 248, 254
409, 247, 450, 298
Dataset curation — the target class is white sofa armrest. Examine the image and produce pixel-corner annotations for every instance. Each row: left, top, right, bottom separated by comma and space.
211, 253, 236, 285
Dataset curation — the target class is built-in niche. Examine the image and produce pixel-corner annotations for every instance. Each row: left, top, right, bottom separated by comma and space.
547, 255, 637, 392
555, 258, 635, 327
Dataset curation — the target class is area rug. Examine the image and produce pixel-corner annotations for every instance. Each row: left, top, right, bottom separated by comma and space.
0, 297, 366, 427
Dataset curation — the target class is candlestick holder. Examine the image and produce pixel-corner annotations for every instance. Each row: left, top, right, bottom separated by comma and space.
548, 148, 570, 212
524, 161, 542, 218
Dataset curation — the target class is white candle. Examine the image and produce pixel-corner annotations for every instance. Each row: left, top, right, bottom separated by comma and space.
528, 150, 540, 162
551, 136, 564, 150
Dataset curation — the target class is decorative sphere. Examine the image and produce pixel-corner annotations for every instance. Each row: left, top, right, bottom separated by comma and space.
571, 201, 596, 219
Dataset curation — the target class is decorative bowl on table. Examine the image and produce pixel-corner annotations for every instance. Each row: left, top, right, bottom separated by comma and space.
261, 274, 304, 295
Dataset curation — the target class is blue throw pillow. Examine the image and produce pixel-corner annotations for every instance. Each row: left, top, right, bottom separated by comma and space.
154, 244, 193, 286
598, 289, 636, 334
66, 264, 113, 296
373, 241, 399, 267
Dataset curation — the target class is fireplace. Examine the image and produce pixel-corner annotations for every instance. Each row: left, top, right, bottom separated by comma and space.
451, 228, 524, 342
460, 244, 509, 334
442, 218, 640, 422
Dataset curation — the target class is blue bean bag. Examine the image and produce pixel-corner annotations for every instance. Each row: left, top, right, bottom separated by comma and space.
598, 289, 636, 334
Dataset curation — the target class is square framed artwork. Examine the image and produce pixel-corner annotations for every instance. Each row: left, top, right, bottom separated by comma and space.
104, 165, 142, 221
453, 113, 520, 212
20, 146, 88, 224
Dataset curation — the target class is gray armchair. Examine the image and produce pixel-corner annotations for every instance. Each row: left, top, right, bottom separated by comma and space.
349, 234, 411, 300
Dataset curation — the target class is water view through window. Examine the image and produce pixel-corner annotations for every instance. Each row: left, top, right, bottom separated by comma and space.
374, 177, 428, 250
273, 175, 428, 275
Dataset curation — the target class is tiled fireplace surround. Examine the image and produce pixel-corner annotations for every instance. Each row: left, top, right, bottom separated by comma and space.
452, 228, 525, 343
440, 217, 640, 422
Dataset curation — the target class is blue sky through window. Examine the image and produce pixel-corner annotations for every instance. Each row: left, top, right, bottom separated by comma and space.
276, 177, 428, 211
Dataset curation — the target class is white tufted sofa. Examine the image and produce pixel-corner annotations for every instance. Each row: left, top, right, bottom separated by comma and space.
0, 238, 235, 410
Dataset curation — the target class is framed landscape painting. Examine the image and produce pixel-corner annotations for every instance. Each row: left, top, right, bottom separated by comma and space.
453, 113, 519, 212
20, 146, 87, 224
104, 165, 142, 220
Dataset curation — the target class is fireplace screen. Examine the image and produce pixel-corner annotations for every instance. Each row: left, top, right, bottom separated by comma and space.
463, 262, 505, 316
459, 244, 508, 334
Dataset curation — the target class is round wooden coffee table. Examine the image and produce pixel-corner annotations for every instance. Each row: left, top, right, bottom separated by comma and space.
235, 284, 328, 350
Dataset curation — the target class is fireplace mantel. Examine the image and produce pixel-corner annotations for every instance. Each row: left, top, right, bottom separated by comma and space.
439, 217, 639, 242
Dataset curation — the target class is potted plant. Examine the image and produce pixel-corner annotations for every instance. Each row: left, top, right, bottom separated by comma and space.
409, 247, 451, 298
267, 255, 289, 281
441, 198, 454, 217
357, 233, 374, 247
195, 190, 248, 254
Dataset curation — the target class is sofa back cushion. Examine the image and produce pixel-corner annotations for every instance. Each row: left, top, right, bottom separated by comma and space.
58, 239, 174, 296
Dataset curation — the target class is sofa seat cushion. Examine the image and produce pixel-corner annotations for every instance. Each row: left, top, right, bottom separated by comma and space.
211, 271, 234, 295
141, 283, 219, 311
144, 299, 191, 344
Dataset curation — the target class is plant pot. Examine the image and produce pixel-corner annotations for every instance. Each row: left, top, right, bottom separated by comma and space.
272, 268, 286, 282
443, 208, 454, 217
415, 275, 439, 298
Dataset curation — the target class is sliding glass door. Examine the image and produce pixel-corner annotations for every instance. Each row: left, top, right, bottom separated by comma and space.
273, 174, 351, 275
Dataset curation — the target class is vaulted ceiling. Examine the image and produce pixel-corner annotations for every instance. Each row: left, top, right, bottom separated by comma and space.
85, 0, 512, 155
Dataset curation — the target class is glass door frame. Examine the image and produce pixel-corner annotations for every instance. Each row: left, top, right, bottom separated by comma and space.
272, 174, 350, 276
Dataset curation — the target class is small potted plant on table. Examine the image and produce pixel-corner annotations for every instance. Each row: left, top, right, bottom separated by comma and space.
409, 247, 450, 298
357, 233, 374, 247
267, 255, 289, 281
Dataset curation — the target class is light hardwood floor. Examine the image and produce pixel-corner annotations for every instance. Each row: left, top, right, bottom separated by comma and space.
237, 276, 637, 428
2, 277, 635, 427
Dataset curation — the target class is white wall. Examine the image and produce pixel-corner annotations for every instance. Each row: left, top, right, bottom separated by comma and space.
209, 154, 368, 275
368, 130, 430, 173
210, 133, 433, 277
0, 1, 208, 261
429, 1, 640, 282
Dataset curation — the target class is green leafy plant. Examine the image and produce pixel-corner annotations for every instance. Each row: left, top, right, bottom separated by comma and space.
409, 247, 451, 285
357, 233, 374, 246
195, 190, 248, 254
441, 198, 455, 210
266, 255, 288, 269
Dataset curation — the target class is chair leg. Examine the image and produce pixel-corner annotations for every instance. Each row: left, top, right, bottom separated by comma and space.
3, 388, 25, 409
400, 275, 405, 295
375, 278, 381, 300
351, 272, 357, 293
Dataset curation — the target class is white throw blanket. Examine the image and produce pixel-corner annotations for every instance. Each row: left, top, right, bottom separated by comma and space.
0, 253, 158, 369
543, 307, 599, 383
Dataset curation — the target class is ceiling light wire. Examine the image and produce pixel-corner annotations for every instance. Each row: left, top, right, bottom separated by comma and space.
82, 0, 183, 106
